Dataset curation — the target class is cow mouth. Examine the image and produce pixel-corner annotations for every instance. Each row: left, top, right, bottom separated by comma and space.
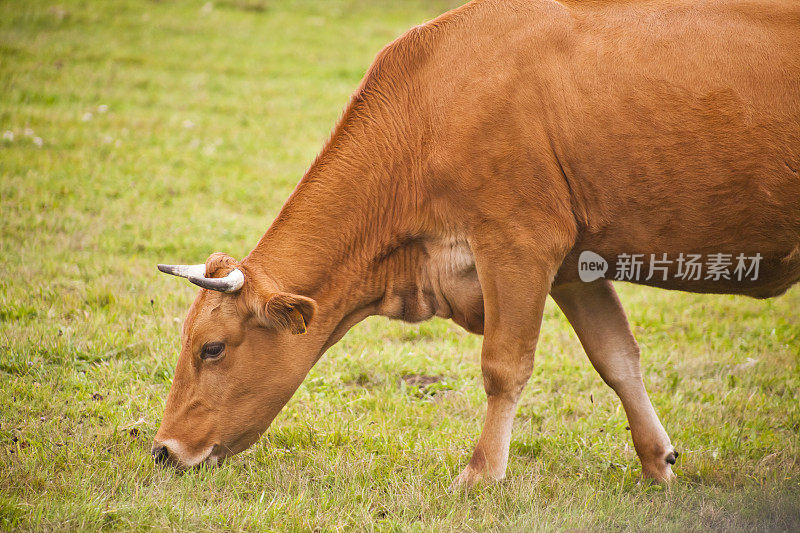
199, 444, 226, 467
171, 449, 224, 471
157, 430, 260, 470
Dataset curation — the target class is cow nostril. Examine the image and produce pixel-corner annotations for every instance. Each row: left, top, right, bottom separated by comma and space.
152, 444, 169, 464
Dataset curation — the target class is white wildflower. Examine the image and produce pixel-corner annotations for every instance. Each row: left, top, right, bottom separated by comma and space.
182, 119, 195, 129
2, 130, 13, 141
32, 136, 43, 147
97, 104, 109, 113
23, 127, 34, 136
82, 112, 93, 122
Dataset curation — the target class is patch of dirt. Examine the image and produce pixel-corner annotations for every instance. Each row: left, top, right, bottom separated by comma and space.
401, 374, 442, 387
400, 374, 453, 399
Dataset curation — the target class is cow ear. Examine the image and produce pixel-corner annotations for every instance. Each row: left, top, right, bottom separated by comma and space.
265, 293, 317, 335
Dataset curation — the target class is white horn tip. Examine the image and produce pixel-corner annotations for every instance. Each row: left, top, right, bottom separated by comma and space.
157, 263, 207, 279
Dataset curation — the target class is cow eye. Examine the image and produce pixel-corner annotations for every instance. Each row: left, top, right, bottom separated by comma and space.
201, 342, 225, 360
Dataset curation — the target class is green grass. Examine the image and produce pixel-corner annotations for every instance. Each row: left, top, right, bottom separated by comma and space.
1, 0, 798, 530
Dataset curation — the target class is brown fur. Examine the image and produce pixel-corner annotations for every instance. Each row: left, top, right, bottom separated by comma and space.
153, 0, 799, 485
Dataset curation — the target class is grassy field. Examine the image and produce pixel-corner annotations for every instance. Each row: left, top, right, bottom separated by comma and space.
1, 0, 798, 530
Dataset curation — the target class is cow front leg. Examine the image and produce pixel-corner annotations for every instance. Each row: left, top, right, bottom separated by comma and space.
551, 280, 677, 482
450, 242, 555, 489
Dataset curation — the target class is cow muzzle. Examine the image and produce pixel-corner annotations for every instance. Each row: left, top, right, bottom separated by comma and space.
150, 439, 221, 469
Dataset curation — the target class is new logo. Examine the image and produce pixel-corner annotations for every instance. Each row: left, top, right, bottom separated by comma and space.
578, 250, 608, 282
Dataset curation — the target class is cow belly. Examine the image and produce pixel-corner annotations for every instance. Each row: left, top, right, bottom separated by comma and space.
553, 163, 800, 297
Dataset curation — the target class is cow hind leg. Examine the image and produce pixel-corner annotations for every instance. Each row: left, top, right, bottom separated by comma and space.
551, 280, 677, 482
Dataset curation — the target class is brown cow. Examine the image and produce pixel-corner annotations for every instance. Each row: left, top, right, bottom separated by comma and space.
152, 0, 800, 487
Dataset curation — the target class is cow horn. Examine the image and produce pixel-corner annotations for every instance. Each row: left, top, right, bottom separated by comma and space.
157, 264, 207, 279
188, 269, 244, 293
157, 264, 245, 293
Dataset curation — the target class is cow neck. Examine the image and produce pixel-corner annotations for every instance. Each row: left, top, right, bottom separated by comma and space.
244, 101, 428, 328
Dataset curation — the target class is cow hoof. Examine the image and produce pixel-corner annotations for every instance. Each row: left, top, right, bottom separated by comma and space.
643, 464, 675, 484
642, 447, 678, 483
448, 465, 484, 492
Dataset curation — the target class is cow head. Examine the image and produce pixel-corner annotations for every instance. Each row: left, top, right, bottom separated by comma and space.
151, 252, 318, 468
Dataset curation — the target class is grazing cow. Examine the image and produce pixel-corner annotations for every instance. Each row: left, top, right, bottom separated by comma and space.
152, 0, 800, 487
